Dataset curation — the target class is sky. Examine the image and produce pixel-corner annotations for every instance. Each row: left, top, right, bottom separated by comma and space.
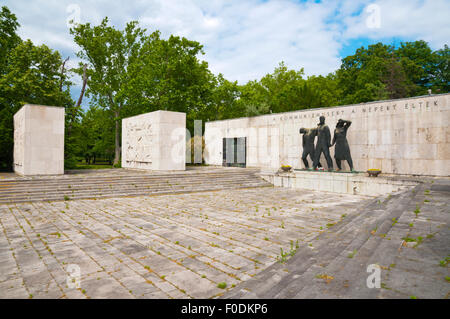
3, 0, 450, 107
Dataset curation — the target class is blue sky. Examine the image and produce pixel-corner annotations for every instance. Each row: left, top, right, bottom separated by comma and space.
3, 0, 449, 108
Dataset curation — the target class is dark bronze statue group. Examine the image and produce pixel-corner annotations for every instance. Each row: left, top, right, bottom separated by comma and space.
299, 116, 354, 171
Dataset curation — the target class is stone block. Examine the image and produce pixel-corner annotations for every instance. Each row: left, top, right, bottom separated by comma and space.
13, 104, 64, 175
122, 110, 186, 171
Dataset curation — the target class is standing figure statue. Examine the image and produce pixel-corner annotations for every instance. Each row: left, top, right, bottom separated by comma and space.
331, 119, 354, 171
299, 128, 322, 169
313, 116, 333, 170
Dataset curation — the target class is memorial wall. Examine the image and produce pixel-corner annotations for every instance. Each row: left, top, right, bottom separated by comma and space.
122, 110, 186, 171
204, 93, 450, 176
13, 104, 65, 175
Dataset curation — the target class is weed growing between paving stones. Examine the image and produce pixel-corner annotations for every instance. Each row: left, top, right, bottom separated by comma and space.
402, 236, 424, 248
439, 257, 449, 267
277, 240, 299, 263
391, 218, 398, 226
347, 249, 357, 258
414, 205, 421, 217
217, 282, 227, 289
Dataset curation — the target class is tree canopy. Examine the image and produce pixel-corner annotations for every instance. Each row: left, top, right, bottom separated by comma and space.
0, 6, 73, 170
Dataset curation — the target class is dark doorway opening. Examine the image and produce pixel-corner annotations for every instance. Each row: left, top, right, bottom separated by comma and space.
222, 137, 246, 167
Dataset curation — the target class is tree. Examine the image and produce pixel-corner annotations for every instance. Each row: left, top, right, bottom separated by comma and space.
306, 73, 341, 107
207, 74, 242, 120
0, 6, 20, 75
430, 44, 449, 93
70, 18, 146, 165
0, 6, 20, 169
236, 62, 324, 116
0, 37, 73, 169
77, 106, 115, 164
126, 31, 216, 134
396, 40, 434, 95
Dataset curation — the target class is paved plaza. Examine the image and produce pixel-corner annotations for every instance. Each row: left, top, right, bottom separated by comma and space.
0, 187, 370, 299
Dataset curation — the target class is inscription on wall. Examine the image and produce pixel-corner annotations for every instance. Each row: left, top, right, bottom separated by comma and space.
125, 120, 153, 164
269, 99, 442, 122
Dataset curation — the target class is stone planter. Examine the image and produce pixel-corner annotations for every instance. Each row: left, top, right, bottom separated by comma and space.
367, 169, 381, 177
281, 166, 292, 172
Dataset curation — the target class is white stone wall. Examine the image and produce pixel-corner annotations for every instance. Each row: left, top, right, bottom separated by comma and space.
205, 94, 450, 176
122, 110, 186, 171
13, 104, 65, 175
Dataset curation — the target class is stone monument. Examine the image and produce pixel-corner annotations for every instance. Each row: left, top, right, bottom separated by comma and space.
204, 93, 449, 176
312, 116, 333, 170
331, 119, 354, 171
122, 110, 186, 171
13, 104, 65, 175
299, 127, 321, 169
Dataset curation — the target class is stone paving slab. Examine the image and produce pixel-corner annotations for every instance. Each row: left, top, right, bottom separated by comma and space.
222, 179, 450, 299
0, 187, 370, 299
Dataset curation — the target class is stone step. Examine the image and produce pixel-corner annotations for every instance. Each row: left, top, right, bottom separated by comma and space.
337, 185, 427, 299
0, 171, 262, 188
0, 184, 273, 204
222, 186, 420, 299
273, 185, 422, 298
0, 170, 273, 203
0, 175, 267, 195
222, 195, 384, 298
1, 169, 261, 182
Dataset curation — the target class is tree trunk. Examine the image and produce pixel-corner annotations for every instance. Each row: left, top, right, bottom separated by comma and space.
68, 64, 88, 137
113, 110, 120, 165
60, 57, 69, 92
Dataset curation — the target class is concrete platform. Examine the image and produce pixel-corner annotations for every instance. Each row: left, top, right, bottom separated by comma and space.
261, 169, 419, 196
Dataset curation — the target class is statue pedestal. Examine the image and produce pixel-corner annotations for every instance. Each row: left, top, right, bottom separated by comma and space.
260, 170, 416, 196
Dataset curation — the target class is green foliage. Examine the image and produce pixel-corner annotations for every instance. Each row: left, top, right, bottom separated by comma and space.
217, 282, 227, 289
236, 62, 324, 116
75, 106, 115, 165
347, 249, 357, 258
336, 41, 448, 105
0, 6, 73, 169
438, 256, 449, 267
277, 240, 299, 263
70, 18, 147, 165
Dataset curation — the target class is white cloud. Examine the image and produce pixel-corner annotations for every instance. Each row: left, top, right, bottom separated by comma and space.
4, 0, 449, 90
342, 0, 450, 48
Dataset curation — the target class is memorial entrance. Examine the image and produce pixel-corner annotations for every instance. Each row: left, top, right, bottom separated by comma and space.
222, 137, 246, 167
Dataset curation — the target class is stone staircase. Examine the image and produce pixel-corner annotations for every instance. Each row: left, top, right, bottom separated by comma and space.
222, 180, 447, 299
0, 168, 272, 204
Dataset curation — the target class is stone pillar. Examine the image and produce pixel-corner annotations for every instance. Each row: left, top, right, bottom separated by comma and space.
13, 104, 65, 175
122, 110, 186, 171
